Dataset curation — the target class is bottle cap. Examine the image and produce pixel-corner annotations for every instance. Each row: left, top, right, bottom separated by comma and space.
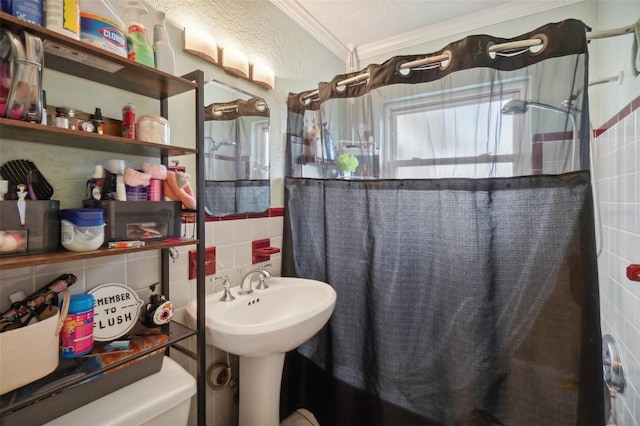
92, 164, 104, 178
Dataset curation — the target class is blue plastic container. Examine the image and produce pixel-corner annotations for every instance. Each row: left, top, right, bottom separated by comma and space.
60, 294, 95, 358
60, 208, 104, 251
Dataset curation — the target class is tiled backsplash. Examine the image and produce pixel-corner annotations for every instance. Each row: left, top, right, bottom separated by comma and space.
594, 96, 640, 425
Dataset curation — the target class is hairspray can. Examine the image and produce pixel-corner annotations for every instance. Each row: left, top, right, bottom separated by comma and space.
122, 103, 136, 139
60, 294, 94, 358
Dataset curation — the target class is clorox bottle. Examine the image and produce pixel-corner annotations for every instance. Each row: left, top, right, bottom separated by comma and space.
123, 0, 155, 67
79, 0, 127, 58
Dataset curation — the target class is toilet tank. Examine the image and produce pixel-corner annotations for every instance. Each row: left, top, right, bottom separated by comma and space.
45, 357, 196, 426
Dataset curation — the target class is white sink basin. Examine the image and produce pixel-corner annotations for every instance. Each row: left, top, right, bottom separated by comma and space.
185, 277, 336, 357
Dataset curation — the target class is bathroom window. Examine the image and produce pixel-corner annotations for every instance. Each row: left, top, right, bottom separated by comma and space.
385, 85, 525, 178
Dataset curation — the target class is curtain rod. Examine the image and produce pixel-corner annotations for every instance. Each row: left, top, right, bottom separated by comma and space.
301, 20, 638, 102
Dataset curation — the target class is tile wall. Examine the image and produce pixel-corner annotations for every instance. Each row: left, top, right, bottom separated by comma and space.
595, 96, 640, 425
0, 209, 283, 426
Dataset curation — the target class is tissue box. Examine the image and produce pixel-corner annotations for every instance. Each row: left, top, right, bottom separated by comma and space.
0, 200, 60, 256
82, 200, 181, 243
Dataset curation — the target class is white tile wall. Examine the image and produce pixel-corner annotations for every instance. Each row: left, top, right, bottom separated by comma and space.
595, 106, 640, 426
0, 215, 283, 426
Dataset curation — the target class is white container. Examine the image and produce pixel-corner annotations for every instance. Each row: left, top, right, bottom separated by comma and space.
137, 114, 170, 144
79, 0, 127, 58
60, 208, 105, 252
61, 220, 104, 251
0, 294, 69, 395
45, 357, 196, 426
46, 0, 80, 40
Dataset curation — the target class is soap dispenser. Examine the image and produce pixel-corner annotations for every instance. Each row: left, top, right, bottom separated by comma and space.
141, 283, 174, 328
153, 11, 175, 74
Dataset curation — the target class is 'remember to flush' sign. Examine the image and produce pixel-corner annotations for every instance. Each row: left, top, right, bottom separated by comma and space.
88, 283, 143, 341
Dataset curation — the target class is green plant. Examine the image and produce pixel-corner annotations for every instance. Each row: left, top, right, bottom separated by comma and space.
335, 153, 359, 172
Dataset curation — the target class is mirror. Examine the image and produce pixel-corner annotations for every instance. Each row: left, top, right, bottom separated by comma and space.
203, 80, 270, 216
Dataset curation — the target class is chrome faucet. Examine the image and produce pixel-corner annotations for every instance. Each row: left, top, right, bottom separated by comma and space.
214, 275, 235, 302
239, 264, 272, 295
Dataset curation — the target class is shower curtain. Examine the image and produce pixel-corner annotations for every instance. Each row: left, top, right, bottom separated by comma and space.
280, 20, 603, 426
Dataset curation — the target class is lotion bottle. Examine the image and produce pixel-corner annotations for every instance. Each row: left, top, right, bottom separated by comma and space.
153, 11, 175, 74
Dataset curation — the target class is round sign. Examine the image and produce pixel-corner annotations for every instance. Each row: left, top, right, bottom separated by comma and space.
88, 283, 143, 341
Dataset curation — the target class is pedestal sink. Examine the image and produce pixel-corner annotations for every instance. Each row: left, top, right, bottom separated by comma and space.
185, 277, 336, 426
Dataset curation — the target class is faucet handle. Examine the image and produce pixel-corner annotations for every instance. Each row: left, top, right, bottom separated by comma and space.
255, 265, 271, 290
213, 275, 235, 302
259, 263, 273, 278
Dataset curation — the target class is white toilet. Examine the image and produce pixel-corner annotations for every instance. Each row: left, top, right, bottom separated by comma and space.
45, 357, 196, 426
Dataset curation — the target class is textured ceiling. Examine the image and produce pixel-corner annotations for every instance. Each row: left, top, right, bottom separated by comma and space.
146, 0, 583, 63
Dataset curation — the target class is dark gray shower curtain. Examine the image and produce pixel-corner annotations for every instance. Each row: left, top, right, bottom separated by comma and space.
281, 19, 603, 426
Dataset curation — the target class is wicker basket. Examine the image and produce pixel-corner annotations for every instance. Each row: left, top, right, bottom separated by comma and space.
0, 291, 70, 395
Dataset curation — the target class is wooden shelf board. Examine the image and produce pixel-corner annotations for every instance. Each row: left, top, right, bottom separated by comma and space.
0, 12, 197, 99
0, 239, 198, 270
0, 118, 197, 156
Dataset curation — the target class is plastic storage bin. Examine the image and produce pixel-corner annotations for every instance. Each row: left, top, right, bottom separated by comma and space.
0, 292, 70, 395
60, 208, 104, 252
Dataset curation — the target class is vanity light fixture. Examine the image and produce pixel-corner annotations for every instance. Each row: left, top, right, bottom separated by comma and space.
250, 62, 275, 90
221, 47, 249, 79
183, 27, 218, 64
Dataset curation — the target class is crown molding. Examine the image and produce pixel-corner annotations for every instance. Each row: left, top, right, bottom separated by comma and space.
270, 0, 350, 60
271, 0, 584, 63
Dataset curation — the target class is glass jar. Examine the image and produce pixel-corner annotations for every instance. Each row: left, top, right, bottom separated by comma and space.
54, 107, 69, 129
67, 109, 81, 130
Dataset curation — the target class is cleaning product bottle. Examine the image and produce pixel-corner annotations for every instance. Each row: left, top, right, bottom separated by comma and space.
153, 10, 175, 74
123, 1, 154, 67
46, 0, 80, 40
79, 0, 127, 58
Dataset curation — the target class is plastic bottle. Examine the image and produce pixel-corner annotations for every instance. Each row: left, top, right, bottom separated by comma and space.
60, 294, 95, 358
123, 1, 155, 67
153, 10, 175, 74
92, 107, 105, 134
87, 164, 104, 200
79, 0, 127, 58
46, 0, 80, 40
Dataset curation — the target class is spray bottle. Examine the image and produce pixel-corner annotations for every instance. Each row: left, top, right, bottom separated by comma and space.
153, 11, 175, 74
123, 1, 154, 67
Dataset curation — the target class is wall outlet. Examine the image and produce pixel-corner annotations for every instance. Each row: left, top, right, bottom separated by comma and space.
189, 247, 216, 280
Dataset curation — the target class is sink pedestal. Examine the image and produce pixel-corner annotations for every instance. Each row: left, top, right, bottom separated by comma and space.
239, 353, 285, 426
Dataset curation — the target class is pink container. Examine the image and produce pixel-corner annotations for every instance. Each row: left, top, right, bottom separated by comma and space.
147, 179, 163, 201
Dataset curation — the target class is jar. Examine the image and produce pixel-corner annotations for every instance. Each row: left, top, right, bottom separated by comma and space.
68, 108, 80, 130
60, 294, 95, 358
137, 115, 170, 144
61, 208, 105, 252
54, 107, 69, 129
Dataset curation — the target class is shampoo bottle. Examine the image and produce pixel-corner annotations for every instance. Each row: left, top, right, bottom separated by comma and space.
123, 1, 154, 67
153, 11, 175, 74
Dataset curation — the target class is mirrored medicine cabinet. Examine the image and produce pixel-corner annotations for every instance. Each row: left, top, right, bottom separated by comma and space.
203, 80, 270, 216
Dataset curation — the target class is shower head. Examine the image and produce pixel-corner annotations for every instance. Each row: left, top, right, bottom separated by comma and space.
501, 99, 571, 116
501, 99, 577, 170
